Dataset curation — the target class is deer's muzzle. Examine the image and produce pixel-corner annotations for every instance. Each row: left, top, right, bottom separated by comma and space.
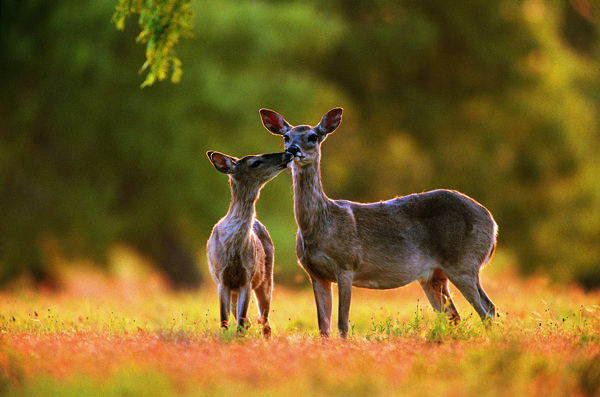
286, 145, 301, 157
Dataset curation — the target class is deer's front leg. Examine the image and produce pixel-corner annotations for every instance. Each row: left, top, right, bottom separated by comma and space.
337, 271, 353, 340
311, 277, 333, 338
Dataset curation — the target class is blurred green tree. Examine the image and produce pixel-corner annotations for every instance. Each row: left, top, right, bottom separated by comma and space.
0, 0, 346, 288
1, 0, 599, 289
0, 1, 204, 288
311, 0, 600, 287
112, 0, 194, 87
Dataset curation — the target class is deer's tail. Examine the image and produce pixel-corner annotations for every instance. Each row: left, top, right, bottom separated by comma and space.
482, 221, 498, 268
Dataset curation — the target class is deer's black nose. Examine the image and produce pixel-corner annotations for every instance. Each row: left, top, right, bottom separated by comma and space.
286, 145, 301, 156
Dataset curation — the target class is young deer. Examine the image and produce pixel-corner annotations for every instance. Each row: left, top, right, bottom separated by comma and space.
206, 150, 293, 337
260, 108, 497, 339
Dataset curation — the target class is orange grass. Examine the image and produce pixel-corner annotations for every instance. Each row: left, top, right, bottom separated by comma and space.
1, 255, 599, 396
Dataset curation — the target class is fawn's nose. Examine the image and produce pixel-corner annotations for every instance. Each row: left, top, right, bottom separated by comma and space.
286, 145, 301, 157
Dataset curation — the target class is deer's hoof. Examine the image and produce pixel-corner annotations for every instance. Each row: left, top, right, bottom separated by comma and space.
236, 318, 251, 334
262, 324, 272, 339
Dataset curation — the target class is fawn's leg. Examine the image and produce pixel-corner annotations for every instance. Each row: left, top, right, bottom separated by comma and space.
218, 284, 231, 329
254, 283, 272, 338
418, 268, 461, 324
231, 290, 239, 321
337, 271, 354, 340
236, 285, 252, 332
311, 277, 333, 338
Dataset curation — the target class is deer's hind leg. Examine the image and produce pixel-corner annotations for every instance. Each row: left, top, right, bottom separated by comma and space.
253, 282, 273, 338
231, 290, 239, 321
477, 283, 496, 320
218, 284, 232, 329
443, 265, 495, 324
236, 285, 252, 332
418, 268, 461, 324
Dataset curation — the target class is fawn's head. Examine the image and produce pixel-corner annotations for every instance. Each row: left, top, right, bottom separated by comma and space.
260, 108, 343, 167
207, 151, 293, 186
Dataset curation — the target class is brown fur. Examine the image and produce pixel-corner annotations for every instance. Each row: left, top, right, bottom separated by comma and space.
206, 150, 292, 337
260, 108, 498, 338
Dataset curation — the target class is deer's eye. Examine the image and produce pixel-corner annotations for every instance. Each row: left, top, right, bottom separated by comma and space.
283, 134, 290, 143
250, 160, 262, 168
307, 133, 318, 143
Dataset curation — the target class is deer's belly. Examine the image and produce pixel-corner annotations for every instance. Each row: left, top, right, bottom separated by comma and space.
352, 258, 436, 289
352, 277, 412, 289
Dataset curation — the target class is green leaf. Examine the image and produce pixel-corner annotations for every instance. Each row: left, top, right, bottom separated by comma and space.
113, 0, 193, 87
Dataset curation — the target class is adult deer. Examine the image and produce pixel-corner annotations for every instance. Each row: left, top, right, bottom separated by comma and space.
206, 150, 293, 337
260, 108, 497, 339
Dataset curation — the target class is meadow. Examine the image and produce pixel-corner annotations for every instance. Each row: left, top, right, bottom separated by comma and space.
1, 249, 599, 396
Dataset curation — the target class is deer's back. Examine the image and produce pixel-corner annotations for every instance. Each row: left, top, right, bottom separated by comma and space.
351, 189, 496, 266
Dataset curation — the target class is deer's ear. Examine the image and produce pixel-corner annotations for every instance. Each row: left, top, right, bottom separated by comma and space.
207, 151, 237, 174
316, 108, 342, 136
260, 109, 292, 136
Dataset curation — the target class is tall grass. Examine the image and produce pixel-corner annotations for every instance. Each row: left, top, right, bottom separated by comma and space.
1, 258, 599, 396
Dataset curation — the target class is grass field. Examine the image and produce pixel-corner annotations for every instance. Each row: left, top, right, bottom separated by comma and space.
1, 250, 599, 396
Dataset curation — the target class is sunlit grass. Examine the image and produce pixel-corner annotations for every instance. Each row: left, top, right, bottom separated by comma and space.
1, 254, 599, 396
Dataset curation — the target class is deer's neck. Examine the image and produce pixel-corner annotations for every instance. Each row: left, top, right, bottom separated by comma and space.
222, 180, 260, 245
292, 160, 330, 237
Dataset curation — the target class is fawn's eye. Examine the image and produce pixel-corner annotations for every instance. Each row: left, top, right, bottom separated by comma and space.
307, 133, 318, 143
250, 160, 262, 168
283, 135, 290, 143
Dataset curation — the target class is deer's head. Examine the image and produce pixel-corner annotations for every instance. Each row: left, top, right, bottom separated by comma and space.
260, 108, 342, 167
207, 150, 293, 187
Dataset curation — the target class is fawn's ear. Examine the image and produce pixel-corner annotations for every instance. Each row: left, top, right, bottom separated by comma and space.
207, 151, 237, 174
260, 109, 292, 136
315, 108, 343, 136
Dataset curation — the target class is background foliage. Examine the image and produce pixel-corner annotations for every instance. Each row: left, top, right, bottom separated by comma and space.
113, 0, 193, 87
1, 0, 599, 288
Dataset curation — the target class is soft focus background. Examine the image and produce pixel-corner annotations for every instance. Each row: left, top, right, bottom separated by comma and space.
1, 0, 599, 290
